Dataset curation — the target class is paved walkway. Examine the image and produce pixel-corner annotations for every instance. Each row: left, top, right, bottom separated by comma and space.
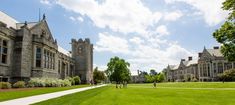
0, 84, 107, 105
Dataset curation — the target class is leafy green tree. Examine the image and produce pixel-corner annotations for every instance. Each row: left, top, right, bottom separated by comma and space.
106, 56, 131, 88
93, 67, 106, 84
150, 69, 157, 76
145, 75, 154, 83
218, 69, 235, 82
213, 0, 235, 61
157, 73, 165, 82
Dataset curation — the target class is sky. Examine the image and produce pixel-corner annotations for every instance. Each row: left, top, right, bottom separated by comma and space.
0, 0, 229, 75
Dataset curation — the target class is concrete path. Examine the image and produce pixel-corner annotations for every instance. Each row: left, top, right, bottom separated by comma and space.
0, 84, 107, 105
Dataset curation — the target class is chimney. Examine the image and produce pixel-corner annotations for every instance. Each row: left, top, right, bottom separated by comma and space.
198, 53, 202, 58
213, 46, 219, 49
188, 56, 192, 61
181, 59, 185, 62
137, 70, 139, 76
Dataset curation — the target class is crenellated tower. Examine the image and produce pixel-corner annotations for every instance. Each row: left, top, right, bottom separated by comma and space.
71, 38, 93, 83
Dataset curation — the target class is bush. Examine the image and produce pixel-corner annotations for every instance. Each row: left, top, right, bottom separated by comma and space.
66, 77, 75, 85
192, 77, 198, 82
13, 81, 26, 88
218, 69, 235, 82
0, 82, 12, 89
28, 78, 72, 87
73, 76, 81, 85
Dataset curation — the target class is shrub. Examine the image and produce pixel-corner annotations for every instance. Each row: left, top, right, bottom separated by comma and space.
28, 78, 72, 87
192, 78, 198, 82
13, 81, 26, 88
73, 76, 81, 85
66, 77, 75, 85
0, 82, 12, 89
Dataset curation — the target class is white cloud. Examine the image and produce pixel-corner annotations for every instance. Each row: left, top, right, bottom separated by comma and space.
164, 10, 183, 21
77, 16, 84, 22
69, 16, 76, 21
129, 37, 144, 45
69, 16, 84, 22
155, 25, 169, 36
56, 0, 162, 34
40, 0, 50, 5
164, 0, 228, 26
94, 32, 130, 54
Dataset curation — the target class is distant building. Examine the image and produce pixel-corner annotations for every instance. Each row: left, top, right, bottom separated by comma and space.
131, 70, 146, 83
163, 56, 198, 82
0, 11, 93, 83
163, 46, 235, 82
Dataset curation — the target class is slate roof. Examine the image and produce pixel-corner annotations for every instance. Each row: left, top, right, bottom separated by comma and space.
0, 11, 18, 29
206, 48, 223, 57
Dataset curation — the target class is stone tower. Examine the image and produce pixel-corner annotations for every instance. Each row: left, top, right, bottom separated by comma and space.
71, 38, 93, 83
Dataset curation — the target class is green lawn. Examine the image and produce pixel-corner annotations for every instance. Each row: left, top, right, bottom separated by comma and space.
0, 85, 89, 102
34, 82, 235, 105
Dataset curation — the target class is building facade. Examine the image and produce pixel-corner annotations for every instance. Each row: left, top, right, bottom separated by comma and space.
163, 46, 235, 82
0, 11, 93, 83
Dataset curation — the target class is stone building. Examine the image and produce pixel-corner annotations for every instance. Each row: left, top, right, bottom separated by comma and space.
198, 47, 234, 81
0, 11, 93, 83
163, 57, 198, 82
163, 46, 235, 82
131, 70, 146, 83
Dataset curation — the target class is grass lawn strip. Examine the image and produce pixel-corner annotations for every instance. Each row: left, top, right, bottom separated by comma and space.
0, 85, 89, 102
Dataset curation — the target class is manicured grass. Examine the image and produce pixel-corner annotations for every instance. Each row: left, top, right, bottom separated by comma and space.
0, 85, 89, 102
34, 82, 235, 105
131, 82, 235, 88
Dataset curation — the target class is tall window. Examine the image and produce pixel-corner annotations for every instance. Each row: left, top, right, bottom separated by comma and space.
0, 39, 8, 64
58, 60, 61, 73
44, 50, 47, 68
36, 47, 41, 67
218, 63, 223, 73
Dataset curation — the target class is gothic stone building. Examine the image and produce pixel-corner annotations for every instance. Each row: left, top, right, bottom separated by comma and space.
163, 46, 235, 82
0, 11, 93, 83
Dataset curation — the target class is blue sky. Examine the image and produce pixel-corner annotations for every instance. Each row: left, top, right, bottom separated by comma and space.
0, 0, 228, 74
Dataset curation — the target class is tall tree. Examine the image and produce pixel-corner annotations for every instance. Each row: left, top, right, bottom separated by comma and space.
106, 56, 131, 88
213, 0, 235, 61
93, 67, 106, 84
150, 69, 157, 76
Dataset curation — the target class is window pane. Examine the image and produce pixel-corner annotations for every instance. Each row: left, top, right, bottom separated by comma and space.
3, 40, 7, 46
3, 48, 7, 54
36, 47, 41, 67
36, 60, 41, 67
2, 54, 7, 64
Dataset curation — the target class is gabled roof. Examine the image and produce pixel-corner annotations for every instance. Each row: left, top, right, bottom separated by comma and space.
185, 59, 197, 66
16, 22, 38, 29
0, 11, 18, 29
171, 64, 179, 70
206, 49, 223, 57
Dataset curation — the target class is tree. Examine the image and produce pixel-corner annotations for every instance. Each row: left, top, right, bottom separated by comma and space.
218, 69, 235, 82
157, 73, 165, 82
150, 69, 157, 76
213, 0, 235, 61
93, 67, 106, 84
106, 56, 131, 88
